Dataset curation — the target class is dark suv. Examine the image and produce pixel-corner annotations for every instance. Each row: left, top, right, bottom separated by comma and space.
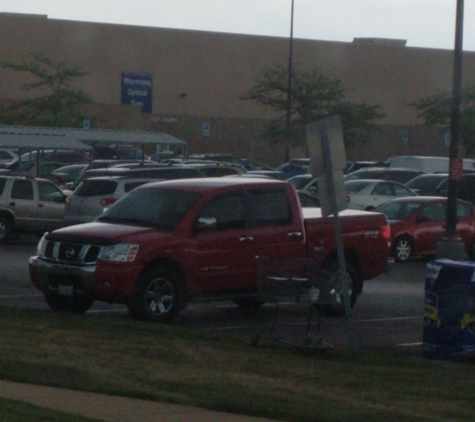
436, 174, 475, 204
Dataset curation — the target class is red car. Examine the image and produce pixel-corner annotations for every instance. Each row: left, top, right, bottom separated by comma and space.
374, 197, 475, 262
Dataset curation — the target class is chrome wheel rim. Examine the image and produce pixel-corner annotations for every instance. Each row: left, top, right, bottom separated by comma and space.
145, 277, 175, 315
396, 239, 411, 261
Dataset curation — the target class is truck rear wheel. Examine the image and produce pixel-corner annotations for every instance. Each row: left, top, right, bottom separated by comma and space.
128, 266, 183, 323
44, 292, 94, 314
320, 260, 358, 316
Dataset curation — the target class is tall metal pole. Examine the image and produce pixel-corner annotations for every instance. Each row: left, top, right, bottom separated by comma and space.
284, 0, 295, 163
437, 0, 466, 260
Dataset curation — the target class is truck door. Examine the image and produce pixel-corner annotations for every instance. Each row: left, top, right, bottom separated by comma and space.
247, 187, 306, 260
192, 190, 254, 294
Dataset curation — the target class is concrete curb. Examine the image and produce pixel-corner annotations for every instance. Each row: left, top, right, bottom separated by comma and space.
0, 380, 279, 422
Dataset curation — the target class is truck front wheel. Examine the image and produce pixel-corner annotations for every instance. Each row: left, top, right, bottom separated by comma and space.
128, 266, 183, 323
44, 292, 94, 314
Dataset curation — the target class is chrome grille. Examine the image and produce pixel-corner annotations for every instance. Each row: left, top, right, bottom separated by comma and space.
43, 240, 101, 264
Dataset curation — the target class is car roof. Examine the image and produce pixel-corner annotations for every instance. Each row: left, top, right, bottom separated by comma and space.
138, 176, 286, 192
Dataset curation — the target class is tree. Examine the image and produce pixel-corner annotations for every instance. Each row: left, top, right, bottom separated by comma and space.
241, 64, 384, 153
0, 53, 95, 127
412, 87, 475, 156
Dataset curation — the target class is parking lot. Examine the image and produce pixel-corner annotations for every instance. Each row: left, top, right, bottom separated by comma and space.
0, 236, 429, 351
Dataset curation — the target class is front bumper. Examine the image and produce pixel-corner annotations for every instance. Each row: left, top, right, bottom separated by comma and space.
29, 255, 143, 303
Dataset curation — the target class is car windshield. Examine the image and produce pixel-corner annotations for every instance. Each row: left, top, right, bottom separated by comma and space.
97, 187, 202, 232
376, 200, 425, 220
288, 176, 312, 190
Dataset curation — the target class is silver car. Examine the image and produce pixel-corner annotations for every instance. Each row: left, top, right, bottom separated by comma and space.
64, 176, 159, 226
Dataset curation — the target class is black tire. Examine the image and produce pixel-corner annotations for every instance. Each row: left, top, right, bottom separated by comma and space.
44, 292, 94, 314
233, 296, 264, 309
128, 266, 183, 323
393, 236, 413, 263
320, 260, 359, 316
0, 215, 12, 243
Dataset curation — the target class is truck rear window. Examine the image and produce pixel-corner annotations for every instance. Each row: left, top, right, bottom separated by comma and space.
250, 190, 291, 227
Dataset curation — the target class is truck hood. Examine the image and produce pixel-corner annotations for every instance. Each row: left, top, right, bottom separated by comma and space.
46, 222, 167, 246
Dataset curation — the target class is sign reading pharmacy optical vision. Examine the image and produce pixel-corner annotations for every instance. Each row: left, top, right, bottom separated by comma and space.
121, 72, 153, 113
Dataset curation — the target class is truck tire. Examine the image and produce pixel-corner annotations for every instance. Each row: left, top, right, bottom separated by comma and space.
44, 292, 94, 314
393, 236, 412, 263
128, 266, 183, 323
320, 260, 358, 316
0, 215, 12, 243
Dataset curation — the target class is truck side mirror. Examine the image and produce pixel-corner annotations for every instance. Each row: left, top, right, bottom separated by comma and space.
195, 216, 218, 231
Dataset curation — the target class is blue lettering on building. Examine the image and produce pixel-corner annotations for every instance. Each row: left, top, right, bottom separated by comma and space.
121, 72, 153, 113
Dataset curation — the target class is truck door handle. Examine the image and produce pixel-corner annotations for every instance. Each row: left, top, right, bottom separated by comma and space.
38, 204, 44, 208
239, 236, 254, 242
288, 232, 302, 238
9, 202, 16, 206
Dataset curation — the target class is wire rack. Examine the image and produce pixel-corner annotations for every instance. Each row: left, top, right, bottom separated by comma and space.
252, 256, 342, 349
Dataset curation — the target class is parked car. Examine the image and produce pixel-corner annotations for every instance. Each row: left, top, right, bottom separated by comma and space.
345, 160, 388, 174
345, 179, 417, 210
344, 167, 423, 184
245, 170, 289, 180
297, 190, 320, 207
19, 149, 90, 164
92, 145, 149, 160
6, 161, 71, 178
287, 174, 318, 197
0, 175, 67, 241
404, 173, 448, 196
277, 158, 309, 177
188, 153, 249, 170
183, 163, 243, 177
0, 149, 18, 166
49, 164, 89, 187
64, 176, 159, 225
436, 174, 475, 204
374, 197, 475, 262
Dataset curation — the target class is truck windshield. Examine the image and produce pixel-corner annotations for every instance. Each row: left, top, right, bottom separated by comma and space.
97, 187, 202, 232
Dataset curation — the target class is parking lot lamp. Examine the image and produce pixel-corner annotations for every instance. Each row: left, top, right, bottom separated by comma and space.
437, 0, 467, 260
284, 0, 295, 163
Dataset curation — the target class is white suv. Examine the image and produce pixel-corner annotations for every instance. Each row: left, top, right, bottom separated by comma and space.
64, 176, 159, 226
0, 175, 67, 242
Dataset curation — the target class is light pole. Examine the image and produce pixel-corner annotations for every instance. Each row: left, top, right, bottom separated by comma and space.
437, 0, 466, 259
284, 0, 295, 163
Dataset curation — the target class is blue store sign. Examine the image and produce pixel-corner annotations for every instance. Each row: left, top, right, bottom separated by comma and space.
121, 72, 153, 113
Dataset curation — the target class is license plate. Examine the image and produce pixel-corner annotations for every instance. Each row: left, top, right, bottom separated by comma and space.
58, 284, 73, 296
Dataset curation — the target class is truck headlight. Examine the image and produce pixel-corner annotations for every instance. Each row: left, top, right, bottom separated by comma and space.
99, 243, 139, 262
36, 233, 48, 258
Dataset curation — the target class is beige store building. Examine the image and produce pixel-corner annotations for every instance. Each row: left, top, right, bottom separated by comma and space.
1, 12, 475, 166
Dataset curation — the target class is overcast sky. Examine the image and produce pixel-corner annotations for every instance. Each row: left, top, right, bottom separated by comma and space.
0, 0, 473, 51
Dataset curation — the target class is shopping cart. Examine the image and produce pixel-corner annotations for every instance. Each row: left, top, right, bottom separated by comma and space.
252, 256, 342, 348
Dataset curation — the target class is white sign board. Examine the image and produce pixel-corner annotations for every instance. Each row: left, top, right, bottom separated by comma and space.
306, 115, 347, 217
306, 115, 346, 177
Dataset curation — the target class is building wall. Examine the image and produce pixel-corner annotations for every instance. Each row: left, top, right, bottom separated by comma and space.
0, 13, 473, 166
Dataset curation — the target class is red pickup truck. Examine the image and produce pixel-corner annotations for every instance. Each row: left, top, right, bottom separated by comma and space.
29, 177, 391, 322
